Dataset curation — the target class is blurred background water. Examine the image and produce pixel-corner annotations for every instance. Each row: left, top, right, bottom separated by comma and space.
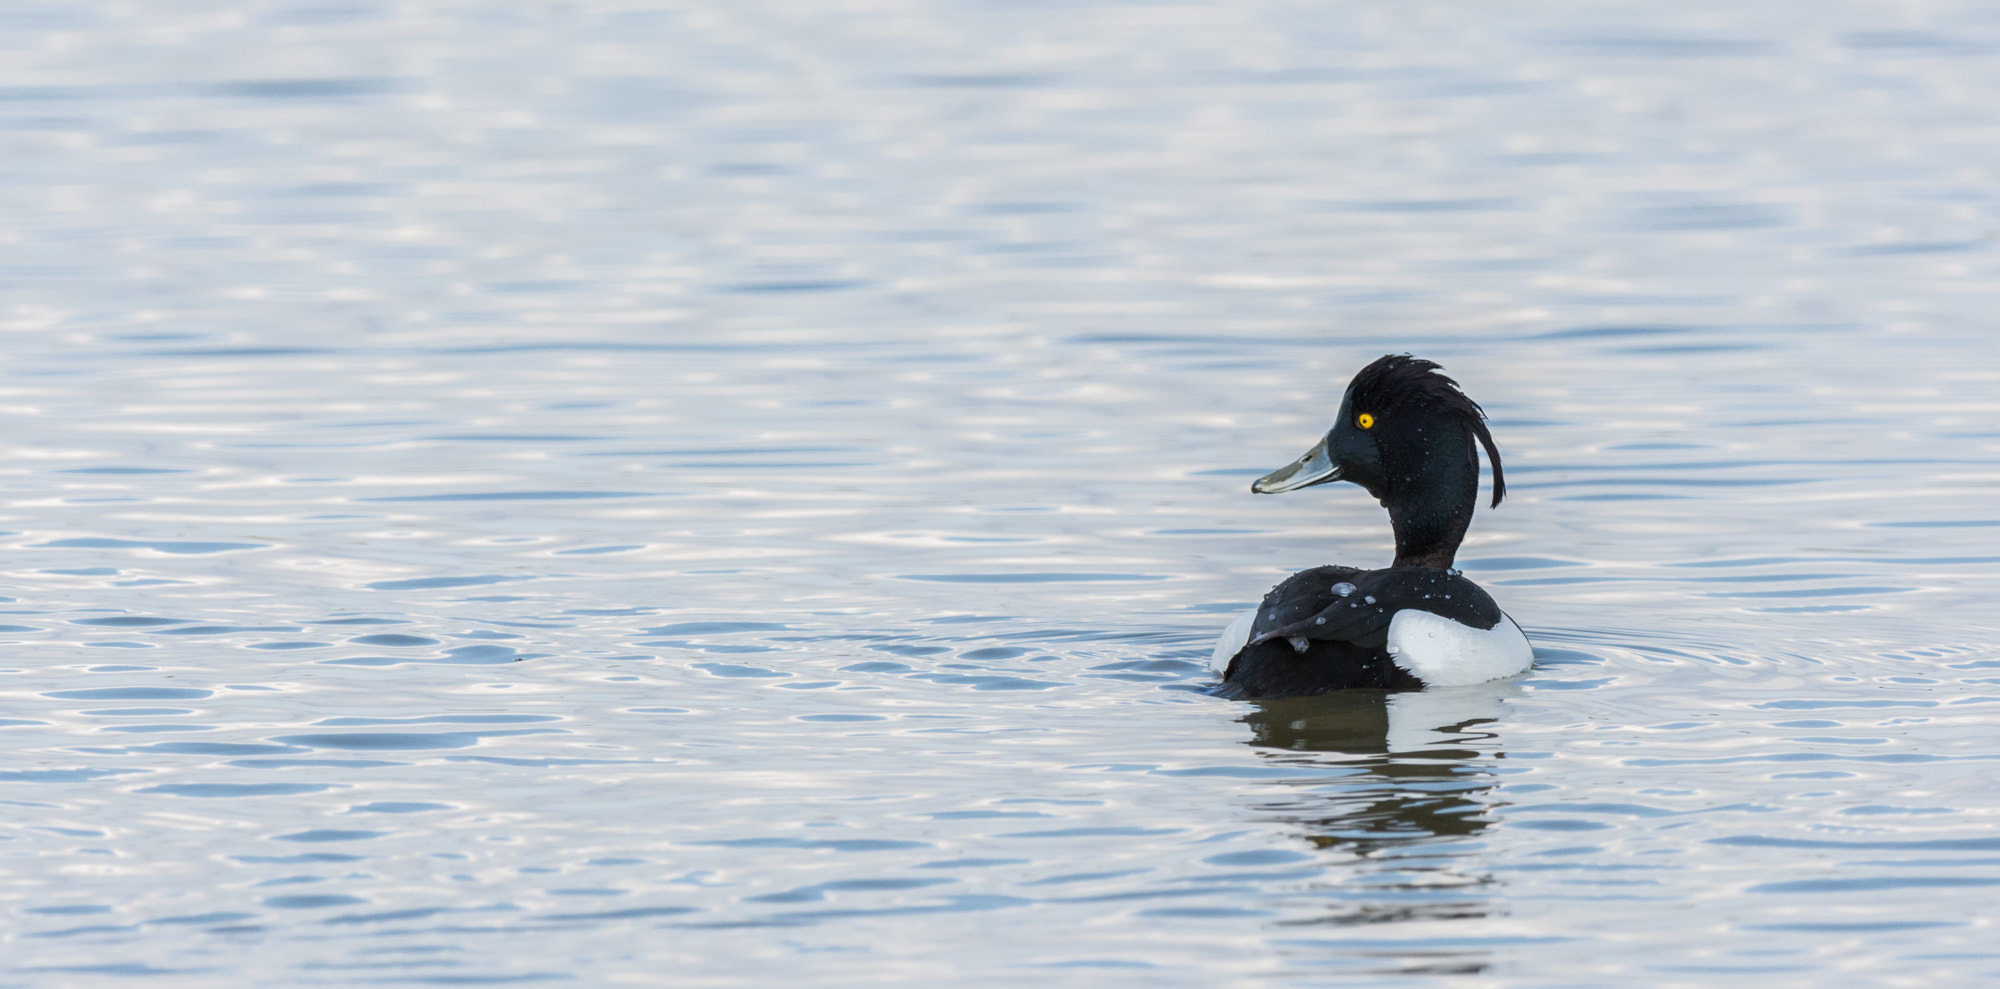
2, 0, 1999, 984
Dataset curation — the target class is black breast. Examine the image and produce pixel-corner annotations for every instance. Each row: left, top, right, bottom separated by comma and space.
1213, 635, 1419, 699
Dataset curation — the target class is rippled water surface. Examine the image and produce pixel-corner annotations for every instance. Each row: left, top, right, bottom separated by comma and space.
5, 1, 2000, 985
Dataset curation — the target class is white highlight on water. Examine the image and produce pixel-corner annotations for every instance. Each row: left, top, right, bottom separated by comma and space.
1383, 681, 1515, 754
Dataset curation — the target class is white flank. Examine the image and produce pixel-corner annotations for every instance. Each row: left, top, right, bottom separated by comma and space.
1385, 610, 1534, 687
1210, 608, 1259, 675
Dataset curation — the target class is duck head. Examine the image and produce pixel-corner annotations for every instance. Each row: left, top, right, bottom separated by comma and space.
1252, 354, 1505, 569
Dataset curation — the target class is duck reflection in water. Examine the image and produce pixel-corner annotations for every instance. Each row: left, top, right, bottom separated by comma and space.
1238, 685, 1511, 963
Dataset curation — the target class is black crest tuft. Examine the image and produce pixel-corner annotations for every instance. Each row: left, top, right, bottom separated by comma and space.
1346, 354, 1507, 507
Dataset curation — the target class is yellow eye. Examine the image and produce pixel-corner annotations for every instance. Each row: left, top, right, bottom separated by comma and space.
1356, 412, 1375, 430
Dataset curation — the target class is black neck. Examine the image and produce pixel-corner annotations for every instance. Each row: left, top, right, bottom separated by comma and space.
1385, 427, 1480, 569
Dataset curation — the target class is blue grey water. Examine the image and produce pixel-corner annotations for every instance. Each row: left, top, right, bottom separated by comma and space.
3, 0, 1998, 984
